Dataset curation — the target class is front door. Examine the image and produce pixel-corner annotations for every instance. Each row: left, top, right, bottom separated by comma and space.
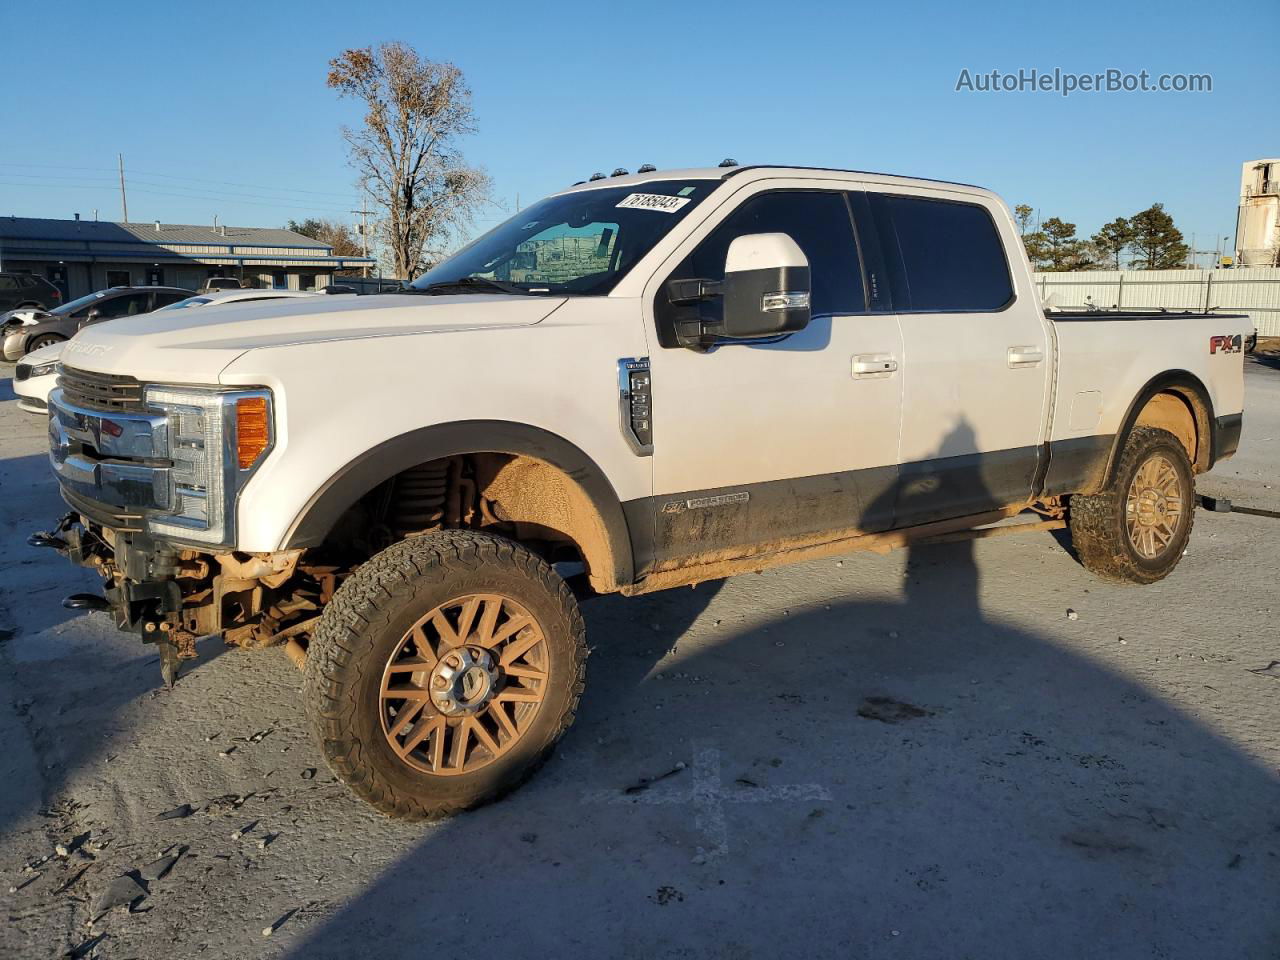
641, 182, 904, 573
861, 190, 1051, 526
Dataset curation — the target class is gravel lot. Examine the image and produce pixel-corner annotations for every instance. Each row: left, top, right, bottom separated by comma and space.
1, 358, 1277, 960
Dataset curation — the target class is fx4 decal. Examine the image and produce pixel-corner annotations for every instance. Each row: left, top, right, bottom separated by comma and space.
1209, 334, 1243, 355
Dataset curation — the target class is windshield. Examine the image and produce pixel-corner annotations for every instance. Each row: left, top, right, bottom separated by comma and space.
51, 290, 107, 316
410, 179, 717, 295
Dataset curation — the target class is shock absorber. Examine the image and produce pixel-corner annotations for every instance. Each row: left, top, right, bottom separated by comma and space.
391, 461, 451, 538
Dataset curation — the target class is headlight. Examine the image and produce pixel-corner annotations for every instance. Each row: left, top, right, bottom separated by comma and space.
26, 360, 59, 378
143, 385, 274, 545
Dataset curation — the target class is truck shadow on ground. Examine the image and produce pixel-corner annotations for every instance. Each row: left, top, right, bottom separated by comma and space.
1250, 352, 1280, 371
284, 537, 1280, 959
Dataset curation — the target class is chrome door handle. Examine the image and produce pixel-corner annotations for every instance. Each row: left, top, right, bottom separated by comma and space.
852, 354, 898, 378
1007, 346, 1044, 368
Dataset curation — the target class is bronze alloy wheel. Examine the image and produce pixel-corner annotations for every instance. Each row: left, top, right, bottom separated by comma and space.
1123, 453, 1185, 559
379, 593, 549, 776
305, 531, 586, 819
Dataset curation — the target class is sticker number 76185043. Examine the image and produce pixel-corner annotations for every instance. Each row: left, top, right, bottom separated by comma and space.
616, 193, 691, 213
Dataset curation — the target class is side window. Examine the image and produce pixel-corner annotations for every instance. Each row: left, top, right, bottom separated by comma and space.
95, 293, 150, 320
870, 194, 1013, 312
152, 292, 188, 308
685, 191, 864, 316
656, 190, 865, 348
0, 276, 17, 291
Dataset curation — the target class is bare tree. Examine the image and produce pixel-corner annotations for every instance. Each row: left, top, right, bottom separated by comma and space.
286, 218, 364, 259
327, 43, 490, 279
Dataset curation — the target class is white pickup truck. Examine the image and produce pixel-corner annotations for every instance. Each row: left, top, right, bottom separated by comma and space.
33, 164, 1247, 820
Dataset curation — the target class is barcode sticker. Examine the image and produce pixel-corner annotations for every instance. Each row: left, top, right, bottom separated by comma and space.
616, 193, 691, 213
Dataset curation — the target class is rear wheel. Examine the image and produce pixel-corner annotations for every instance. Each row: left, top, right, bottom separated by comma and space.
303, 531, 586, 820
1068, 426, 1195, 584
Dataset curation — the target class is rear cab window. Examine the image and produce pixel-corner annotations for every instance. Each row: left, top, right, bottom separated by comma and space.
866, 192, 1013, 312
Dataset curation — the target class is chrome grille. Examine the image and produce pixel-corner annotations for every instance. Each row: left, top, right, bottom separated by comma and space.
58, 366, 146, 412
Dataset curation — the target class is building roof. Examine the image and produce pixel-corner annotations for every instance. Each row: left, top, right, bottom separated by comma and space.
0, 216, 330, 249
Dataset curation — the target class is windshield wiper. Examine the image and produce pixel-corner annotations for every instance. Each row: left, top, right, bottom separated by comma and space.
411, 276, 530, 296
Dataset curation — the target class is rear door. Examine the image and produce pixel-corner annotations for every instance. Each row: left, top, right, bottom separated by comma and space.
859, 190, 1051, 526
641, 181, 904, 572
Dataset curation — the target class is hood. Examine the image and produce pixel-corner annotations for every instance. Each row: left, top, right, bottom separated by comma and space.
18, 340, 64, 369
56, 293, 567, 384
2, 307, 51, 327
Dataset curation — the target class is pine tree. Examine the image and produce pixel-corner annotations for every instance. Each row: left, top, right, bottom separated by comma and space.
1089, 217, 1133, 270
1128, 204, 1189, 270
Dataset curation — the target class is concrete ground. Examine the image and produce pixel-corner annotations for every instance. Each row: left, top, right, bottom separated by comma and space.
1, 359, 1277, 960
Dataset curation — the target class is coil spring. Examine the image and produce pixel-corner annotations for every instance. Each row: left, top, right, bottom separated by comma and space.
391, 461, 450, 537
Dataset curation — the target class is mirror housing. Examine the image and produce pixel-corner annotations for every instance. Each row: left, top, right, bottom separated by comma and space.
85, 307, 101, 322
720, 233, 811, 339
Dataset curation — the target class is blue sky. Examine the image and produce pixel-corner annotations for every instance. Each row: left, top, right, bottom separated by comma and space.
2, 0, 1274, 263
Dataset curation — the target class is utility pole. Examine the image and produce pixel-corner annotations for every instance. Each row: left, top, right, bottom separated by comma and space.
350, 195, 371, 278
117, 153, 129, 223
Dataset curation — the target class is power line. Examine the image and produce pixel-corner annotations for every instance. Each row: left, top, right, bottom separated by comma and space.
0, 161, 358, 199
0, 180, 358, 217
0, 170, 362, 207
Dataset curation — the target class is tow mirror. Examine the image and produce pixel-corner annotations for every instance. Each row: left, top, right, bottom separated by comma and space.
720, 233, 811, 340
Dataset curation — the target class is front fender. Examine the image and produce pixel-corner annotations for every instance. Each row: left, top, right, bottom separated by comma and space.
281, 420, 636, 588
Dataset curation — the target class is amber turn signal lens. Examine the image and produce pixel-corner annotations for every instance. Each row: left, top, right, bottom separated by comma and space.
235, 396, 270, 468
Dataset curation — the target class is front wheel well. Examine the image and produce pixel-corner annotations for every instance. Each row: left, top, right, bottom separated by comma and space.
326, 452, 621, 593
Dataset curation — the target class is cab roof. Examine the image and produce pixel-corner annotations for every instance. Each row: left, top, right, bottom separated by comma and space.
557, 164, 991, 199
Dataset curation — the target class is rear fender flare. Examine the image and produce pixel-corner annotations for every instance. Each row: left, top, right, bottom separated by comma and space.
1105, 370, 1215, 485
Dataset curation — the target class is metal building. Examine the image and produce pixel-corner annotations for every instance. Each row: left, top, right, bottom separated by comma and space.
0, 216, 375, 299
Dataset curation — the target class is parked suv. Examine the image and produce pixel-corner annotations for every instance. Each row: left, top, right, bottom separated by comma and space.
1, 285, 191, 359
0, 272, 62, 313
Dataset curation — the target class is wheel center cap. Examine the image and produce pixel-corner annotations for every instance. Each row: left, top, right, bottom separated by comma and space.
461, 667, 489, 701
429, 647, 497, 716
1137, 489, 1166, 525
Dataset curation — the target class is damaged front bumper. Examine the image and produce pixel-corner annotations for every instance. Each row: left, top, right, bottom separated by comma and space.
31, 510, 322, 686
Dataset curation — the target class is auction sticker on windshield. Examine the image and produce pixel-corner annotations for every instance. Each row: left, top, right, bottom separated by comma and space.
616, 193, 692, 213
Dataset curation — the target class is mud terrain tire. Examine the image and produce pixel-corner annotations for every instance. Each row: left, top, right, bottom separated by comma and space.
304, 531, 586, 820
1068, 426, 1195, 585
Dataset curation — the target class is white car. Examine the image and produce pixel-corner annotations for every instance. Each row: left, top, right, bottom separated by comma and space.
12, 340, 63, 414
159, 289, 337, 312
32, 164, 1248, 820
11, 289, 337, 413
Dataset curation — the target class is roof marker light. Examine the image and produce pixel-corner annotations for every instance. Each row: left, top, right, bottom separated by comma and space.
589, 172, 606, 181
637, 163, 657, 173
611, 168, 629, 177
718, 158, 739, 168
